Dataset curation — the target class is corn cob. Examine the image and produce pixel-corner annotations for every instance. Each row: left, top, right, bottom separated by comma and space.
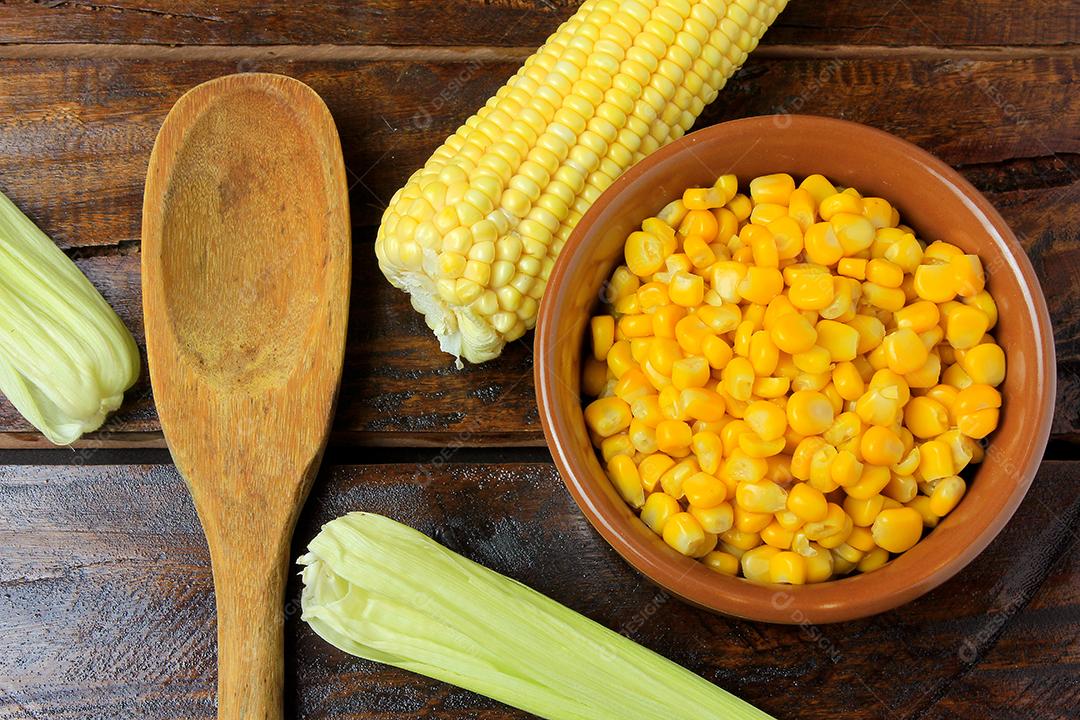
376, 0, 789, 364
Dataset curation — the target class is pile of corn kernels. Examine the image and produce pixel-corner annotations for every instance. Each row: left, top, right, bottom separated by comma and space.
581, 172, 1005, 585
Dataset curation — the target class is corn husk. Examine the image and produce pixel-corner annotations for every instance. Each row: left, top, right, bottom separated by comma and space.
299, 512, 775, 720
0, 189, 140, 444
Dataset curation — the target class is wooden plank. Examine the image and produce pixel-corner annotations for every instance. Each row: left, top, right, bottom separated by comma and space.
0, 1, 1075, 48
0, 54, 1076, 446
0, 459, 1075, 718
768, 1, 1080, 49
920, 534, 1080, 719
0, 1, 576, 48
1, 55, 1075, 246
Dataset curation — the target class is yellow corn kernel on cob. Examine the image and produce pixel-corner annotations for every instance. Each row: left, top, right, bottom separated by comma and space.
376, 0, 788, 364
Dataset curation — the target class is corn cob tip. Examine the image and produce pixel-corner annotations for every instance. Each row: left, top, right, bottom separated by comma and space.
376, 0, 789, 364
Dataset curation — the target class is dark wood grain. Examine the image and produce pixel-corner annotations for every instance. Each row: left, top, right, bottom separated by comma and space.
0, 52, 1076, 446
1, 3, 1076, 719
0, 459, 1076, 719
0, 1, 1075, 48
1, 53, 1076, 246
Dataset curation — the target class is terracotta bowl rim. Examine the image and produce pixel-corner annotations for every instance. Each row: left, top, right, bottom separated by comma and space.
534, 114, 1056, 624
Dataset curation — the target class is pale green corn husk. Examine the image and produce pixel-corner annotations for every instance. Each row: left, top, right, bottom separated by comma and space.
0, 189, 140, 445
299, 512, 775, 720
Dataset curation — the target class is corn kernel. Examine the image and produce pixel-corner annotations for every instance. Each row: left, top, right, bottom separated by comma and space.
787, 481, 828, 522
862, 282, 907, 312
803, 222, 844, 266
954, 384, 1002, 439
959, 342, 1006, 386
913, 263, 956, 303
819, 192, 862, 221
734, 505, 773, 534
722, 527, 763, 552
884, 233, 923, 272
702, 335, 734, 370
753, 376, 791, 399
736, 480, 789, 514
843, 493, 885, 527
918, 439, 955, 481
831, 213, 876, 255
787, 390, 835, 436
657, 386, 685, 422
761, 521, 795, 549
906, 495, 940, 529
691, 500, 735, 535
816, 320, 860, 362
656, 419, 693, 455
584, 397, 631, 437
606, 341, 635, 378
741, 545, 781, 583
793, 346, 832, 375
675, 314, 712, 354
659, 458, 699, 498
865, 258, 904, 288
663, 512, 709, 556
769, 216, 805, 259
679, 387, 725, 423
946, 305, 990, 350
702, 549, 739, 575
721, 420, 751, 456
830, 449, 864, 487
614, 368, 654, 403
683, 471, 728, 509
942, 362, 973, 389
832, 361, 865, 401
697, 303, 742, 333
738, 266, 784, 305
951, 254, 985, 297
823, 411, 863, 449
669, 270, 705, 307
881, 328, 929, 376
788, 271, 835, 311
849, 314, 886, 354
640, 492, 680, 535
639, 453, 675, 492
837, 257, 867, 280
748, 331, 780, 376
769, 551, 808, 584
799, 174, 838, 205
861, 425, 904, 466
606, 455, 644, 508
722, 450, 768, 485
722, 356, 756, 402
582, 357, 607, 397
929, 475, 966, 516
904, 396, 950, 438
805, 546, 835, 582
844, 464, 891, 500
628, 418, 658, 454
871, 507, 923, 553
964, 290, 998, 329
671, 355, 710, 390
750, 173, 796, 205
803, 503, 852, 545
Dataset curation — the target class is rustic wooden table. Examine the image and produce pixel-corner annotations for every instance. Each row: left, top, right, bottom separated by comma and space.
1, 2, 1077, 718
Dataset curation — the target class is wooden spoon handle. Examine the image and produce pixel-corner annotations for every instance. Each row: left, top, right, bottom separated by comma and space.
209, 536, 289, 720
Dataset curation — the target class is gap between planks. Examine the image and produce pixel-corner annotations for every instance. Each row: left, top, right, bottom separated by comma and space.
0, 443, 554, 466
0, 42, 1076, 63
2, 434, 1078, 460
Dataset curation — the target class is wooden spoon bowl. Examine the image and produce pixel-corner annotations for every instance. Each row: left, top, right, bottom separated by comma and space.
142, 73, 350, 718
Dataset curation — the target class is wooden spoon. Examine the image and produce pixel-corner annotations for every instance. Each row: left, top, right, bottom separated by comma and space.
142, 73, 350, 718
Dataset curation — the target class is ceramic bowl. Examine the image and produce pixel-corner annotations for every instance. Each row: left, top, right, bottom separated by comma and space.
534, 115, 1055, 623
